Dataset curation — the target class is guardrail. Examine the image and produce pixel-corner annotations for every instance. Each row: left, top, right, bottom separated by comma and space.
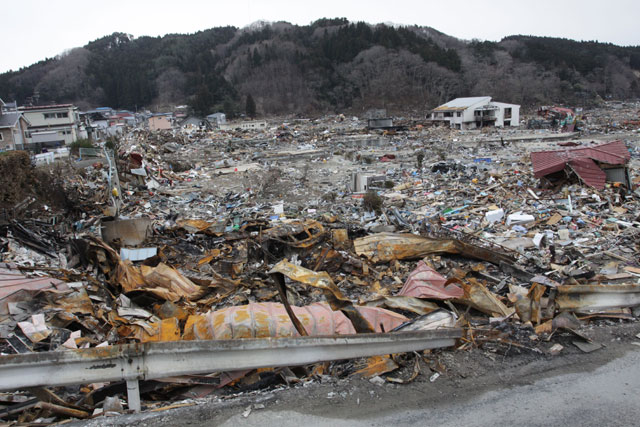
78, 147, 104, 158
0, 329, 461, 412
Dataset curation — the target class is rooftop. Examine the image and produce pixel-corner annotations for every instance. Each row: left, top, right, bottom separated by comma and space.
19, 104, 75, 111
531, 140, 630, 189
0, 112, 23, 128
433, 96, 491, 111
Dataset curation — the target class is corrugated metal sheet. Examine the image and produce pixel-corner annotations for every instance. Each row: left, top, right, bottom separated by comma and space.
398, 261, 463, 300
433, 96, 491, 111
187, 302, 409, 340
568, 158, 606, 189
0, 264, 67, 313
531, 140, 630, 189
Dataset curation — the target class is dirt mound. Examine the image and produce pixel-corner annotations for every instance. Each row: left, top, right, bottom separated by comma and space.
0, 151, 69, 211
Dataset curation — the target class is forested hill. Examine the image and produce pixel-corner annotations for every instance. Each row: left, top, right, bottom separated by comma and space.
1, 19, 639, 116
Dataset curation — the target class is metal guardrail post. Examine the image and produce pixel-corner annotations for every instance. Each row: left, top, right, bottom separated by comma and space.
126, 380, 141, 413
103, 147, 121, 216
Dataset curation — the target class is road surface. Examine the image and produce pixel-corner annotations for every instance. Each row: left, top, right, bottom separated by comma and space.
218, 348, 640, 427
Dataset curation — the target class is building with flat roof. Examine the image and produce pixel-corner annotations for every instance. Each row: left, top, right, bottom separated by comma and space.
429, 96, 520, 130
219, 119, 267, 131
18, 104, 80, 148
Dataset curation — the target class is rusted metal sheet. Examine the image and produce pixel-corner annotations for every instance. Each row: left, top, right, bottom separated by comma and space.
43, 287, 95, 316
185, 302, 408, 340
261, 220, 325, 248
270, 259, 376, 333
175, 219, 217, 234
353, 355, 399, 378
135, 318, 182, 343
331, 229, 350, 249
88, 233, 203, 301
511, 282, 545, 324
455, 278, 514, 317
140, 263, 203, 301
532, 140, 629, 178
101, 217, 152, 246
353, 233, 513, 265
398, 261, 463, 300
531, 140, 630, 189
555, 284, 640, 312
115, 259, 146, 290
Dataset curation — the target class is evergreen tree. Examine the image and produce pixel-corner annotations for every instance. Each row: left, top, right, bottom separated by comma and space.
245, 94, 257, 118
193, 85, 212, 116
252, 48, 262, 67
223, 98, 236, 120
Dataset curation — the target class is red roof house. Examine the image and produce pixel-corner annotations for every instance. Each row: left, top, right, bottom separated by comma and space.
531, 140, 630, 189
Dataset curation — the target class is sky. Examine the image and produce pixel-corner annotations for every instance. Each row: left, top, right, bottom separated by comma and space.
2, 0, 639, 73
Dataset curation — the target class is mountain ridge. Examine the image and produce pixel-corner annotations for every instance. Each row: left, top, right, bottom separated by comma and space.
1, 19, 639, 116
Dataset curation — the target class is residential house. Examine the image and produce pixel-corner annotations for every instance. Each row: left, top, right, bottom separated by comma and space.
180, 116, 211, 130
81, 107, 131, 140
206, 112, 226, 126
0, 98, 30, 150
1, 98, 18, 113
173, 105, 188, 121
114, 111, 136, 126
429, 97, 520, 130
531, 140, 631, 190
148, 114, 172, 131
83, 109, 111, 130
19, 104, 80, 148
105, 112, 134, 136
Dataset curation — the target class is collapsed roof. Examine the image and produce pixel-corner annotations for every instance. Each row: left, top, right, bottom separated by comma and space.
531, 140, 630, 189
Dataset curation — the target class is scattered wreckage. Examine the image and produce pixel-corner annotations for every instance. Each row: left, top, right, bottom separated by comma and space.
0, 107, 639, 423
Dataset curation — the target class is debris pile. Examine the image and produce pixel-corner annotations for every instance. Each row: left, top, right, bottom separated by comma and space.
0, 106, 639, 422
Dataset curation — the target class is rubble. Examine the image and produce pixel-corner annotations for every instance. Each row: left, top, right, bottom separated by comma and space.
0, 103, 639, 423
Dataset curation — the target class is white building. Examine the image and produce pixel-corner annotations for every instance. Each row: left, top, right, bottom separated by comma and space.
206, 112, 226, 126
430, 96, 520, 130
219, 120, 267, 131
19, 104, 80, 147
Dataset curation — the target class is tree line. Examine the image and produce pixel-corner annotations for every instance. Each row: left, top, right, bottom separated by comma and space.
1, 20, 639, 116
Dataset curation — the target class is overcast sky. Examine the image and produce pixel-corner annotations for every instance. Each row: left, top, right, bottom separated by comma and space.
2, 0, 638, 73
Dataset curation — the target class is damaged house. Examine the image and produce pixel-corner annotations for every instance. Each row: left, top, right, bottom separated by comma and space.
429, 96, 520, 130
148, 114, 172, 131
18, 104, 81, 149
0, 98, 30, 151
531, 140, 631, 190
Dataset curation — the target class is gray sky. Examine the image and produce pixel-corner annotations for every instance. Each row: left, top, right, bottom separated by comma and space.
2, 0, 639, 73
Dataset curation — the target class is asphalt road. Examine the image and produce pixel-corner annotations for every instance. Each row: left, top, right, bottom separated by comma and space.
219, 348, 640, 427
